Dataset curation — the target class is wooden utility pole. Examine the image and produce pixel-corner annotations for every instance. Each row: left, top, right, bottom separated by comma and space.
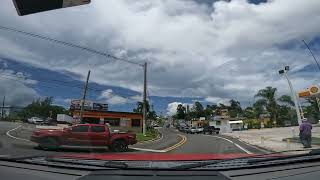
143, 62, 147, 136
80, 70, 91, 123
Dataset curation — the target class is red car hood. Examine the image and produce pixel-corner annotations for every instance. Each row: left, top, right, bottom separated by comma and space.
54, 153, 254, 161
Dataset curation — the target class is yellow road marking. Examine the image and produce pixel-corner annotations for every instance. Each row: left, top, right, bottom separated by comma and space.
163, 134, 187, 152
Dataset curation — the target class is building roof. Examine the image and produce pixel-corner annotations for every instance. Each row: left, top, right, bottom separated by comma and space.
73, 110, 142, 115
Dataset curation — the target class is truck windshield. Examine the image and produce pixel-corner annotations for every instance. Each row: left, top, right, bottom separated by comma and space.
0, 0, 319, 173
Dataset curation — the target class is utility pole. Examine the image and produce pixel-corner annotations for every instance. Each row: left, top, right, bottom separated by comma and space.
80, 70, 91, 123
279, 67, 302, 125
1, 96, 5, 120
143, 62, 147, 136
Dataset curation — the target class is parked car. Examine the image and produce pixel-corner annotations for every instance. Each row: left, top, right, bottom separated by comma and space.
203, 126, 220, 135
181, 126, 190, 133
187, 127, 204, 134
41, 117, 57, 126
27, 117, 44, 124
31, 124, 137, 152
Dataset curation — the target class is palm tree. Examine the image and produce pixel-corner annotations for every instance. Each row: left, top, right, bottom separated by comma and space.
255, 86, 278, 124
278, 95, 294, 107
133, 101, 150, 113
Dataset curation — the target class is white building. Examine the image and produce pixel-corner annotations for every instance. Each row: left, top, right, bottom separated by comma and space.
0, 107, 10, 118
209, 115, 232, 133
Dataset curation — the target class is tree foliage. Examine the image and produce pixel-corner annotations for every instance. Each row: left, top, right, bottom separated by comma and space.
133, 101, 157, 120
18, 97, 68, 121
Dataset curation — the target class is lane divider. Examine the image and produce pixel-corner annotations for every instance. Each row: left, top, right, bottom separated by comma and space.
6, 125, 31, 142
203, 135, 252, 154
162, 134, 187, 152
131, 134, 187, 153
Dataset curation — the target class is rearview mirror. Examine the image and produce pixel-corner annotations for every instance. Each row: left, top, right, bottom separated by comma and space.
13, 0, 91, 16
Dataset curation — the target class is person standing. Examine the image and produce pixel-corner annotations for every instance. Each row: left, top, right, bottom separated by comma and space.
299, 118, 313, 148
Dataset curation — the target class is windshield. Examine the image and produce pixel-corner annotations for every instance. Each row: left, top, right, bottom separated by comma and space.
0, 0, 320, 171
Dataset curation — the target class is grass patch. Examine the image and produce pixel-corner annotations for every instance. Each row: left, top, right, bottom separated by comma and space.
136, 129, 159, 142
283, 137, 320, 145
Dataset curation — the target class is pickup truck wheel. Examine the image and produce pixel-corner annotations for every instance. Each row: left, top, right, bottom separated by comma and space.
39, 137, 60, 151
111, 140, 128, 152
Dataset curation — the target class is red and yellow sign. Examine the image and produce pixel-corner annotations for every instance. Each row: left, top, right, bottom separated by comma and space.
299, 85, 320, 98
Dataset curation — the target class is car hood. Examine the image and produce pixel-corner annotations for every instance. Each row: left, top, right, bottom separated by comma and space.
53, 153, 252, 161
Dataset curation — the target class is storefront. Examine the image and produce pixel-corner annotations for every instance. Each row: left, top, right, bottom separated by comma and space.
72, 110, 143, 133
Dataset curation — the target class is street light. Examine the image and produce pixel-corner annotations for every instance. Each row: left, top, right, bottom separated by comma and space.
279, 66, 303, 125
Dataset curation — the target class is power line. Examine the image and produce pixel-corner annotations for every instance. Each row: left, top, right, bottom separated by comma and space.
0, 72, 138, 99
0, 26, 144, 67
302, 39, 320, 72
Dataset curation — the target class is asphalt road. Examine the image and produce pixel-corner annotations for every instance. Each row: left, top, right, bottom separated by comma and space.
0, 121, 267, 158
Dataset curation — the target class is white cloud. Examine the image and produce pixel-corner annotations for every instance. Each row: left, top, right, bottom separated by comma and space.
99, 89, 128, 105
166, 102, 193, 115
0, 0, 320, 105
0, 69, 39, 106
205, 97, 230, 105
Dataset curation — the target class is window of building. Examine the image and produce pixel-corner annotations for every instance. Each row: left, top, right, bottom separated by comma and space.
83, 117, 100, 124
132, 119, 141, 127
91, 126, 105, 133
104, 118, 120, 126
72, 125, 89, 132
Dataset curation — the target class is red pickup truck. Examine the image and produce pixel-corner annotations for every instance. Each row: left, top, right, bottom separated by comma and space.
31, 124, 137, 152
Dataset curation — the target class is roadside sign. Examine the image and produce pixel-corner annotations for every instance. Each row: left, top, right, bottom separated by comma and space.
298, 85, 320, 98
13, 0, 91, 16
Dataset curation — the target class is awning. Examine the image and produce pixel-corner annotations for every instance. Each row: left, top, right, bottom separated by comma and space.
229, 120, 243, 124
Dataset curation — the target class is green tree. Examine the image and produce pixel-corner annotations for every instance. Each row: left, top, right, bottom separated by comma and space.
191, 101, 205, 118
304, 97, 320, 123
243, 107, 255, 119
228, 99, 242, 118
278, 95, 294, 107
176, 104, 186, 119
204, 105, 217, 119
133, 101, 157, 120
255, 86, 278, 124
18, 97, 67, 121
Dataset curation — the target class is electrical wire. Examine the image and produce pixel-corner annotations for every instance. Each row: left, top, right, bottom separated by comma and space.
302, 39, 320, 72
0, 26, 144, 67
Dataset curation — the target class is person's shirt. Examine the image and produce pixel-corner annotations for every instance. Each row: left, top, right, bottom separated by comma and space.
300, 122, 312, 135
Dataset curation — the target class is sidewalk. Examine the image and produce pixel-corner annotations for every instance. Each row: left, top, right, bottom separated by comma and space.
224, 126, 320, 154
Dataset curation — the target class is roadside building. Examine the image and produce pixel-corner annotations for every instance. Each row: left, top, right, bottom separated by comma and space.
70, 100, 143, 133
209, 109, 244, 133
72, 110, 143, 133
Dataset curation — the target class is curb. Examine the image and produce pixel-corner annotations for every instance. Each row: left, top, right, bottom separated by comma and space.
137, 129, 163, 144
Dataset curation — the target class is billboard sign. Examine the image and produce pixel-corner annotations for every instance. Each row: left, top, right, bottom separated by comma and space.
93, 103, 108, 111
70, 99, 93, 110
70, 99, 108, 111
298, 85, 320, 98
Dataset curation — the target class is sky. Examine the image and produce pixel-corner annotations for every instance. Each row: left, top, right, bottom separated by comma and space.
0, 0, 319, 115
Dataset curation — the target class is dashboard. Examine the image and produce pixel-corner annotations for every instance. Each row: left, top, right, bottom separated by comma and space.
1, 160, 320, 180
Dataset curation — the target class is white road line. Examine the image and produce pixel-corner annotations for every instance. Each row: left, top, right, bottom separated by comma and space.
203, 135, 253, 154
235, 137, 270, 154
6, 125, 31, 142
130, 147, 166, 153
